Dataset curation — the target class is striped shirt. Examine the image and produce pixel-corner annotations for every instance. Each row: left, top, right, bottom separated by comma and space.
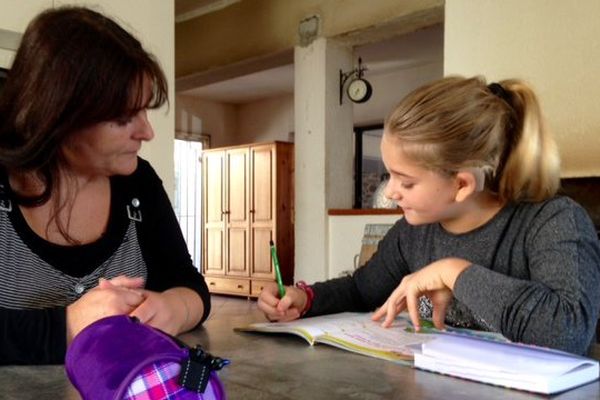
0, 158, 210, 365
0, 203, 147, 309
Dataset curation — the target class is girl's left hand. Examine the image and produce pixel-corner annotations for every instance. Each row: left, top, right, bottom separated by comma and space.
371, 258, 472, 331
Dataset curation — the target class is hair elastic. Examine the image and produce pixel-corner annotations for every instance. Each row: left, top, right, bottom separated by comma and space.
295, 281, 314, 316
487, 82, 511, 104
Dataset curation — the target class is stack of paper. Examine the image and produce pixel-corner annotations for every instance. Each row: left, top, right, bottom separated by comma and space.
414, 334, 599, 394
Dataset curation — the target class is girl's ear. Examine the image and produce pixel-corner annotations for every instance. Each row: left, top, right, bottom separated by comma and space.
454, 169, 483, 202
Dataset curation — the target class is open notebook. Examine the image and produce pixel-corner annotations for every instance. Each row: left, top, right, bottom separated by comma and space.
236, 312, 599, 394
236, 312, 439, 363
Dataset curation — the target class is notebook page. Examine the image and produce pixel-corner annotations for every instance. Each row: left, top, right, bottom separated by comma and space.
315, 313, 437, 356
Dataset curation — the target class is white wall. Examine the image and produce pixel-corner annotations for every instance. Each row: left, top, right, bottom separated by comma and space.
445, 0, 600, 177
176, 95, 237, 148
328, 214, 401, 279
175, 93, 294, 149
0, 33, 15, 68
353, 61, 443, 126
0, 1, 51, 68
237, 94, 294, 143
0, 0, 51, 31
0, 0, 176, 198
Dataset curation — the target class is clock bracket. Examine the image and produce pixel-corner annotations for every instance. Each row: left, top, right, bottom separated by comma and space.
339, 57, 371, 105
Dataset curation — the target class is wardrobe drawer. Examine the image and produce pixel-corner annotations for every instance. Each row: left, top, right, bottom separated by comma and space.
250, 280, 271, 297
205, 276, 250, 295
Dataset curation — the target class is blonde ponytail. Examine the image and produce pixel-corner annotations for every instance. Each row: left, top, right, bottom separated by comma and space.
497, 80, 560, 202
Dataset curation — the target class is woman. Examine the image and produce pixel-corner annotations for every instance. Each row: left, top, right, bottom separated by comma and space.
258, 76, 600, 355
0, 6, 210, 365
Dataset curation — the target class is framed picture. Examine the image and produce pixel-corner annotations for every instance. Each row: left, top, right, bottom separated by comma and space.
354, 124, 387, 208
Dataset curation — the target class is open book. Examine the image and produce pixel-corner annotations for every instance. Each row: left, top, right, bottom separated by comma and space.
236, 312, 599, 394
234, 312, 500, 363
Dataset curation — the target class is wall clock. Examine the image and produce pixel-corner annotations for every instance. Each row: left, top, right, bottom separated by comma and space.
347, 77, 373, 103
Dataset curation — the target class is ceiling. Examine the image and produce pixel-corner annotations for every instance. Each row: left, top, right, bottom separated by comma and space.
180, 64, 295, 104
175, 0, 240, 22
175, 1, 443, 105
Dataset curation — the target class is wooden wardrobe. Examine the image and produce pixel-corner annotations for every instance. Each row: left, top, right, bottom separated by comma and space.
202, 141, 294, 297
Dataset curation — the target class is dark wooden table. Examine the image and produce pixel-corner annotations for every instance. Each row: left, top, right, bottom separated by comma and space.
2, 296, 599, 399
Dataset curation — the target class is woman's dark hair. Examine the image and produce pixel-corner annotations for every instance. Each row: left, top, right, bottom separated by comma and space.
0, 6, 168, 205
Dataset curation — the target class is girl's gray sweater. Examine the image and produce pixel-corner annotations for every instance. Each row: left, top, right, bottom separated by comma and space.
307, 196, 600, 355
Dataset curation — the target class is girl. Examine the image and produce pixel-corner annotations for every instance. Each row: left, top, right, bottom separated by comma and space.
258, 76, 600, 355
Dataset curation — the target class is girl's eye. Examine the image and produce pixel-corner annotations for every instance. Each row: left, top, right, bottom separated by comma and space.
401, 182, 414, 189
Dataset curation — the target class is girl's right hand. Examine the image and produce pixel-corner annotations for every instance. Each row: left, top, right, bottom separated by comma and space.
257, 282, 307, 322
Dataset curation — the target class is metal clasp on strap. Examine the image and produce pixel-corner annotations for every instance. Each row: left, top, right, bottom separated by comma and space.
126, 197, 142, 222
0, 184, 12, 212
0, 198, 11, 212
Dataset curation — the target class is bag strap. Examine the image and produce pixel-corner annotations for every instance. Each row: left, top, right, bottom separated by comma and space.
179, 346, 230, 393
152, 323, 230, 394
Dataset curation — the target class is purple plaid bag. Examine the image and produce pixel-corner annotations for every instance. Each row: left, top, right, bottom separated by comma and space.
65, 315, 228, 400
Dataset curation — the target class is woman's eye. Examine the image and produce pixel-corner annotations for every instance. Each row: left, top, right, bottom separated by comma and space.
115, 112, 138, 126
115, 117, 133, 126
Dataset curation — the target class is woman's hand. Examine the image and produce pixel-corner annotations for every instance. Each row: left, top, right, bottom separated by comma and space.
101, 277, 203, 336
98, 275, 144, 290
129, 287, 201, 336
371, 258, 472, 331
257, 282, 307, 322
66, 278, 145, 342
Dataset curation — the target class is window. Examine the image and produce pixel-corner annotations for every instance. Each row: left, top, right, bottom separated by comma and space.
173, 135, 209, 271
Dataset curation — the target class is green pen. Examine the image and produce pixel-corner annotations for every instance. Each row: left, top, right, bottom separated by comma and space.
269, 240, 286, 298
404, 319, 436, 333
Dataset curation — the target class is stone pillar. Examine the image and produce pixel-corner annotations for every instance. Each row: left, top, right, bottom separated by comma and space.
294, 37, 354, 282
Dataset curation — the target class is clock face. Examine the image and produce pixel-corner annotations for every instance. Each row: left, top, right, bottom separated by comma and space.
347, 78, 372, 103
